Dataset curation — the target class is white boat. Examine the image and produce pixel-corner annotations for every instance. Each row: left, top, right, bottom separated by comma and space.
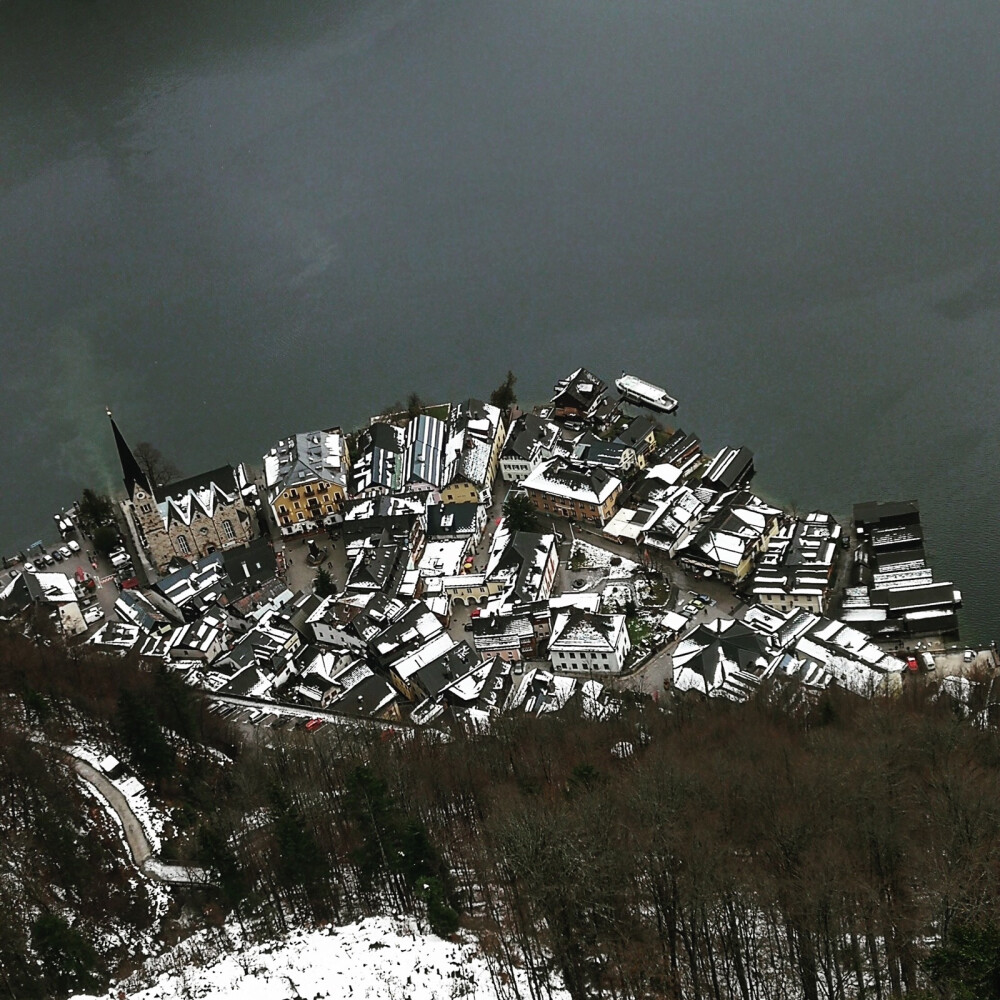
615, 372, 678, 413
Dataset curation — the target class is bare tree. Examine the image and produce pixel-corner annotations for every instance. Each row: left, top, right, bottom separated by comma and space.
134, 442, 181, 488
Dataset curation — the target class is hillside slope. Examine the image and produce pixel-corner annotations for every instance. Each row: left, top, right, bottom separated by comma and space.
71, 915, 569, 1000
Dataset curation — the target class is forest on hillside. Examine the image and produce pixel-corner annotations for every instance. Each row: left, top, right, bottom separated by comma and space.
2, 623, 1000, 1000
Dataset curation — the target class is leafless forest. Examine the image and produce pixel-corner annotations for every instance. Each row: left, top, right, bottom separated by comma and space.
2, 624, 998, 999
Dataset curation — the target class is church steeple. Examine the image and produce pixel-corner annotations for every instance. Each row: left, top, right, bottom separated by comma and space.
107, 407, 151, 498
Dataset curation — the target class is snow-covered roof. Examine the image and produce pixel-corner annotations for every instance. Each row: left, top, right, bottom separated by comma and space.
263, 428, 348, 501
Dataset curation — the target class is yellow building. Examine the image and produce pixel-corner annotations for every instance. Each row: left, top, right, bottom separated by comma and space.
264, 429, 351, 536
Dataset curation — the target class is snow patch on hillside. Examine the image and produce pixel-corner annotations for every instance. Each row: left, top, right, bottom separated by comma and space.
72, 915, 570, 1000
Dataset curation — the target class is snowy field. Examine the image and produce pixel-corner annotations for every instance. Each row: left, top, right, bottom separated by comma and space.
72, 915, 569, 1000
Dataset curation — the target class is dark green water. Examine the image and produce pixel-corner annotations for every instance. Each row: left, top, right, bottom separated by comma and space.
2, 0, 998, 641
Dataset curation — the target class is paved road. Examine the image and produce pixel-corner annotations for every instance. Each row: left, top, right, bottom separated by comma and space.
71, 756, 210, 886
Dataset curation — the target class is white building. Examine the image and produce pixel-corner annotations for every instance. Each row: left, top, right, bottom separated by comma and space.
548, 608, 631, 674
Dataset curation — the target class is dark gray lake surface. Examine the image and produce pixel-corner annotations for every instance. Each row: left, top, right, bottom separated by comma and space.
2, 0, 998, 641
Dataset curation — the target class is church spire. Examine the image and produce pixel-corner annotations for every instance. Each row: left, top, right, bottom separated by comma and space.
107, 407, 151, 498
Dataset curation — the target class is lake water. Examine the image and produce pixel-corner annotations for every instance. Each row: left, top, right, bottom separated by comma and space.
2, 0, 998, 642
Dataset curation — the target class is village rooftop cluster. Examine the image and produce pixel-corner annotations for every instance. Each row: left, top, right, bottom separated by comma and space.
0, 366, 976, 730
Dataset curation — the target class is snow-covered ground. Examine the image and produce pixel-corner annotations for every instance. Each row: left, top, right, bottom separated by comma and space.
570, 540, 639, 579
72, 915, 570, 1000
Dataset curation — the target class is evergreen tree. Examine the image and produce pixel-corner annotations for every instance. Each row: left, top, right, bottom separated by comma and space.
490, 370, 518, 411
77, 489, 115, 534
31, 913, 102, 997
502, 492, 541, 533
313, 566, 337, 598
116, 688, 175, 785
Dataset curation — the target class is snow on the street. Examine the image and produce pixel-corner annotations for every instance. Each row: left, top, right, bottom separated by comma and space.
72, 915, 570, 1000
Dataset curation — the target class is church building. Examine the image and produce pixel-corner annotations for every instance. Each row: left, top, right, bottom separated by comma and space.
109, 412, 258, 576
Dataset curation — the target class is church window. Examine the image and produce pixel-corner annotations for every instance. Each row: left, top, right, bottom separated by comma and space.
222, 519, 236, 540
140, 503, 152, 514
177, 535, 190, 554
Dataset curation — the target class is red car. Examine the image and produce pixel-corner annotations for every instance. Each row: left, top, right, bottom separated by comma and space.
906, 657, 919, 672
304, 718, 324, 732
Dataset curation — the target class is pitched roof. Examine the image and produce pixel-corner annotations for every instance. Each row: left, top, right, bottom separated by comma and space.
108, 411, 151, 497
263, 428, 348, 500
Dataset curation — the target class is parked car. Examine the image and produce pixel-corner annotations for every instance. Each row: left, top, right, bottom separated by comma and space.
964, 649, 975, 663
67, 539, 81, 553
42, 553, 55, 565
33, 557, 45, 570
58, 545, 72, 559
305, 718, 324, 732
906, 657, 919, 672
51, 549, 64, 562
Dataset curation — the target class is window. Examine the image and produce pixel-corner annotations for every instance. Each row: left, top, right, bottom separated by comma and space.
177, 535, 190, 554
297, 512, 304, 521
304, 485, 313, 495
140, 503, 152, 514
222, 519, 236, 541
278, 504, 288, 514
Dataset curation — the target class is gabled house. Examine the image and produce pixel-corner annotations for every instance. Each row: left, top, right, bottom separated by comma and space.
550, 367, 609, 421
521, 458, 623, 525
264, 428, 350, 536
410, 655, 512, 728
615, 416, 659, 469
345, 531, 408, 597
748, 512, 842, 615
700, 446, 755, 492
671, 618, 770, 699
500, 414, 561, 483
570, 434, 637, 474
470, 613, 536, 661
341, 495, 426, 563
484, 526, 559, 604
441, 399, 506, 506
548, 607, 631, 674
678, 491, 782, 583
350, 422, 407, 496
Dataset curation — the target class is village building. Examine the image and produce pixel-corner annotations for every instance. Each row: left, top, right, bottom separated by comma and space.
484, 526, 560, 604
471, 613, 537, 661
748, 511, 842, 615
263, 428, 350, 536
521, 458, 623, 525
500, 413, 561, 482
614, 416, 659, 469
549, 367, 611, 421
547, 607, 631, 674
341, 495, 426, 563
440, 399, 506, 505
350, 422, 407, 495
671, 618, 771, 700
700, 445, 755, 493
677, 490, 782, 583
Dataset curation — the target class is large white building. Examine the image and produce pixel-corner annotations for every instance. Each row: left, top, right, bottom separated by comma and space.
548, 607, 631, 674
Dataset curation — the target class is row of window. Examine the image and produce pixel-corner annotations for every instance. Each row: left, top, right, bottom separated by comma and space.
175, 519, 236, 554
